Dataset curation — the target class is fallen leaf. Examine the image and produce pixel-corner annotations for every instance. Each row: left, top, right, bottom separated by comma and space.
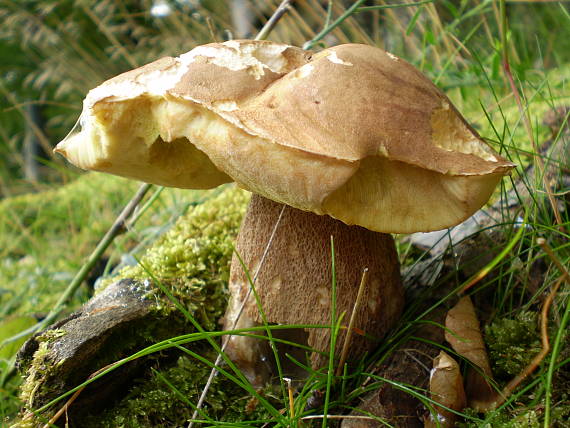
425, 351, 466, 428
445, 296, 496, 410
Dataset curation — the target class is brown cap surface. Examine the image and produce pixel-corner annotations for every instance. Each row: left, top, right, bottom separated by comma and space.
55, 40, 515, 233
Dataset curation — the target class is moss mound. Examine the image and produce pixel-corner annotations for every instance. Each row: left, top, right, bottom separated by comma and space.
83, 352, 276, 427
16, 186, 254, 426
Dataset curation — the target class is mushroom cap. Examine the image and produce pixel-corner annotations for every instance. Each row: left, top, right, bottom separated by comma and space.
55, 40, 514, 233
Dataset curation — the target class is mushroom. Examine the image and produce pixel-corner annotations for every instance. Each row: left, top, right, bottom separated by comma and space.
55, 40, 514, 386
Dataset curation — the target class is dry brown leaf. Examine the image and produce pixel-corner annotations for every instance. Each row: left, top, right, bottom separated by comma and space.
445, 296, 496, 410
425, 351, 466, 428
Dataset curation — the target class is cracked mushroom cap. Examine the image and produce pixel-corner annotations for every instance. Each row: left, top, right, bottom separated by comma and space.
55, 40, 514, 233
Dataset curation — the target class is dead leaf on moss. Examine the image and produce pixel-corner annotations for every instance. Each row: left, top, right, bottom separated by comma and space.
445, 296, 496, 411
425, 351, 466, 428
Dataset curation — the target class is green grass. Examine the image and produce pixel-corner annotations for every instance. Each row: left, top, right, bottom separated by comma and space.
1, 0, 569, 426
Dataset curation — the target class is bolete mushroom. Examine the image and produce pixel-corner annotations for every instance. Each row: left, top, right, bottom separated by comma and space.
55, 40, 514, 386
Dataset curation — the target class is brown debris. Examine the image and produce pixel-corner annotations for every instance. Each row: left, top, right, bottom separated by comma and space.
424, 351, 466, 428
445, 296, 495, 411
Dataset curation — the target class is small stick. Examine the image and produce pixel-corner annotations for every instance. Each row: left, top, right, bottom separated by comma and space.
304, 0, 367, 50
205, 16, 219, 43
301, 414, 376, 421
284, 377, 295, 420
336, 268, 369, 376
255, 0, 296, 41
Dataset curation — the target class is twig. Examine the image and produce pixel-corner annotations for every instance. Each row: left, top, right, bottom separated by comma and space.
537, 238, 570, 284
303, 0, 367, 50
255, 0, 296, 41
357, 0, 434, 12
205, 16, 220, 43
336, 268, 368, 376
324, 0, 334, 30
303, 0, 432, 50
301, 414, 376, 421
284, 377, 295, 420
544, 279, 570, 427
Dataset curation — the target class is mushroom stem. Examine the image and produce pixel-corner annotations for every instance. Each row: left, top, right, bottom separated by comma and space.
223, 194, 404, 386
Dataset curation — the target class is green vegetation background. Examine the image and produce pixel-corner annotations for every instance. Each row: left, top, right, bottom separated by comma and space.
0, 0, 569, 426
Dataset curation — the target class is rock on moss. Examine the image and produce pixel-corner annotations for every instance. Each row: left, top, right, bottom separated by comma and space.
15, 186, 251, 426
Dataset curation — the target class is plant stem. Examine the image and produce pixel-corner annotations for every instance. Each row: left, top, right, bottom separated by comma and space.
303, 0, 433, 50
336, 267, 368, 376
323, 236, 338, 428
357, 0, 433, 12
543, 283, 570, 428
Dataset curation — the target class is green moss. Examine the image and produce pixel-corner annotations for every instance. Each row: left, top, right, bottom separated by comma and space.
0, 173, 141, 316
0, 173, 139, 259
485, 311, 542, 379
84, 352, 276, 427
105, 185, 250, 329
18, 329, 67, 409
0, 172, 206, 317
460, 409, 540, 428
465, 310, 570, 428
16, 186, 251, 425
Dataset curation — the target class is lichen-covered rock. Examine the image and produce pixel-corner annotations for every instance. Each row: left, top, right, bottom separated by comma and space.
15, 186, 251, 426
17, 279, 157, 414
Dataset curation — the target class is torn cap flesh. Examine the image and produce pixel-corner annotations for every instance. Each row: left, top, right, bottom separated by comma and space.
55, 40, 515, 234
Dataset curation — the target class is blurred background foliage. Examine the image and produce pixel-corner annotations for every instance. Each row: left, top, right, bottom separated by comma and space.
1, 0, 569, 196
